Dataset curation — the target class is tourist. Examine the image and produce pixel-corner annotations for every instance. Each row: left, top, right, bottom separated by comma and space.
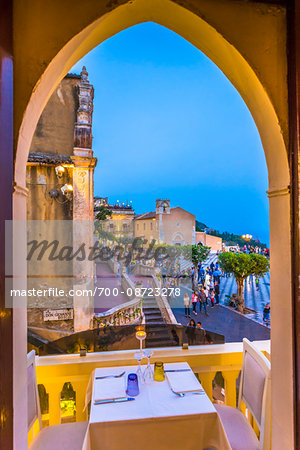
184, 293, 191, 318
196, 321, 202, 329
210, 289, 215, 308
214, 282, 220, 304
185, 319, 196, 345
191, 291, 198, 315
205, 272, 210, 288
199, 288, 209, 316
171, 329, 180, 345
188, 319, 196, 327
255, 277, 260, 290
263, 303, 270, 325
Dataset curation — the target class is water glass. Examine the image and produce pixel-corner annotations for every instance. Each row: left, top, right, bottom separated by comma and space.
154, 361, 165, 382
126, 373, 139, 396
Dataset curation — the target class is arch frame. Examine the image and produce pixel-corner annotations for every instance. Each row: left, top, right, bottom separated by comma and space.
13, 0, 293, 448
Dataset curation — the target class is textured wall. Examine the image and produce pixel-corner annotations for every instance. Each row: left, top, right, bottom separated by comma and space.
29, 76, 79, 156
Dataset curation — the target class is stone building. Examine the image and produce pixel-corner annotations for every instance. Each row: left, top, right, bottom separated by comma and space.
134, 199, 195, 246
195, 232, 222, 252
94, 197, 135, 238
26, 67, 97, 338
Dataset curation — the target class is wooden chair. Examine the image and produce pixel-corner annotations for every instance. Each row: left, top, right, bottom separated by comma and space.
215, 338, 271, 450
27, 350, 88, 450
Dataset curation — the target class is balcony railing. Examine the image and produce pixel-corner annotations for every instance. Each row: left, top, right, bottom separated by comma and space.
28, 340, 270, 445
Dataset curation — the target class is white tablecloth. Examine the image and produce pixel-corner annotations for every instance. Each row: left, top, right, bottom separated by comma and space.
82, 362, 231, 450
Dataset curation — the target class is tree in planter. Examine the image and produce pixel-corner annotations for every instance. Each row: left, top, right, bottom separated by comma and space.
94, 206, 113, 241
95, 206, 112, 221
181, 244, 211, 290
218, 252, 270, 312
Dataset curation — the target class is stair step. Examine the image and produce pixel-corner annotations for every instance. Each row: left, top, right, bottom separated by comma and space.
144, 311, 163, 318
146, 329, 171, 338
143, 308, 161, 313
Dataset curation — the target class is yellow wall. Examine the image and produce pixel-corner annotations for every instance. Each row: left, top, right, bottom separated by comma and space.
135, 218, 158, 243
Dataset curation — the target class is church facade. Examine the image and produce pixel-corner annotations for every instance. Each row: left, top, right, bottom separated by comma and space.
134, 199, 196, 246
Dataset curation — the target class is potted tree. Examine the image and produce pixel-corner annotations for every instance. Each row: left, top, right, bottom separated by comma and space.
218, 252, 270, 313
181, 244, 211, 290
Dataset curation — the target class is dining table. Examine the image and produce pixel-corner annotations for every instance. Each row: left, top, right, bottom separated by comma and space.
82, 361, 231, 450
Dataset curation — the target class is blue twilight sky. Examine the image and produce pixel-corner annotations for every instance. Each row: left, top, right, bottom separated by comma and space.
71, 22, 269, 245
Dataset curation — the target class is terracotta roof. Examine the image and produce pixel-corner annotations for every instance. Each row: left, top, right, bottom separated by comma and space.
170, 206, 195, 217
135, 211, 156, 220
27, 152, 73, 165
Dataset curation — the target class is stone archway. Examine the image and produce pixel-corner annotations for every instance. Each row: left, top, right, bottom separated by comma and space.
13, 0, 292, 447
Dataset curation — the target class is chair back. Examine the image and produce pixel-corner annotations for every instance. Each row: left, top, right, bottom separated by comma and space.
27, 350, 42, 431
238, 339, 271, 450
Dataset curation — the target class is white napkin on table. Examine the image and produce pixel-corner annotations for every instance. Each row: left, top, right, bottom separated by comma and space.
166, 371, 203, 394
94, 377, 126, 402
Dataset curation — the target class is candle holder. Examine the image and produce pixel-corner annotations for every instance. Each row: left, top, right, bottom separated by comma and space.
135, 330, 146, 352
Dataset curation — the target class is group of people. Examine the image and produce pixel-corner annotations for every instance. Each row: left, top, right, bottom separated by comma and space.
183, 283, 219, 318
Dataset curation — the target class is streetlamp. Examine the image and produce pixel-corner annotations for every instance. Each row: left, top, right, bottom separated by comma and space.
242, 234, 253, 240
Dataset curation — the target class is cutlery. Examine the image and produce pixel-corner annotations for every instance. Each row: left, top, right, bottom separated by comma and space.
165, 369, 191, 373
171, 389, 205, 397
94, 397, 135, 405
96, 371, 125, 380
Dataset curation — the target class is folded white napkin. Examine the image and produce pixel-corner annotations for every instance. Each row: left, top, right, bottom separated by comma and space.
166, 370, 203, 394
93, 377, 126, 402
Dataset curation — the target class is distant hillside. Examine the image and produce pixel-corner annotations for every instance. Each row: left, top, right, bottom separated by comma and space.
196, 220, 207, 231
196, 220, 266, 248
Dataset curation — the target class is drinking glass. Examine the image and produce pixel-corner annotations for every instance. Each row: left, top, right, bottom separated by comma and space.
154, 361, 165, 382
126, 373, 139, 396
143, 350, 154, 383
134, 351, 145, 382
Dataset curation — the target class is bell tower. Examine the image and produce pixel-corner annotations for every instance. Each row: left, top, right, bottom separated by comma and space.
156, 199, 170, 243
156, 199, 170, 214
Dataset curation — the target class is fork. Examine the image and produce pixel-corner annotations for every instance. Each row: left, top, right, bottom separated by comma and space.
171, 389, 205, 397
96, 371, 126, 380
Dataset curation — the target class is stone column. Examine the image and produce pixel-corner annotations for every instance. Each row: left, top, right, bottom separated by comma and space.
267, 185, 294, 448
71, 66, 97, 332
71, 156, 97, 332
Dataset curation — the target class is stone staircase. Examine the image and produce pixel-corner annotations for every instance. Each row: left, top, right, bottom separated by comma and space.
143, 295, 174, 347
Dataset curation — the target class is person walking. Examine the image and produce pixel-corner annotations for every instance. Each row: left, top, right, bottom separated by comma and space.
263, 303, 270, 325
214, 282, 220, 304
205, 272, 211, 289
199, 288, 209, 316
210, 289, 215, 308
255, 277, 260, 290
191, 290, 198, 315
183, 293, 191, 318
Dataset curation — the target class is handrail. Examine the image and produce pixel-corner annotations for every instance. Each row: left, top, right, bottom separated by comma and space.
94, 296, 142, 327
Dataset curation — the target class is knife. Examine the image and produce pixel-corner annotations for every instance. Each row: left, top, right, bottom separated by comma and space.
164, 369, 191, 373
94, 397, 135, 405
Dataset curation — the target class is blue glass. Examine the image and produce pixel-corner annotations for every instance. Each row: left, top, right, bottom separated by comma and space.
126, 373, 139, 396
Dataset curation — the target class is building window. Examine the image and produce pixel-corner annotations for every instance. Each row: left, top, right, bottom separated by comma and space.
137, 224, 139, 231
150, 222, 153, 230
144, 223, 146, 231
